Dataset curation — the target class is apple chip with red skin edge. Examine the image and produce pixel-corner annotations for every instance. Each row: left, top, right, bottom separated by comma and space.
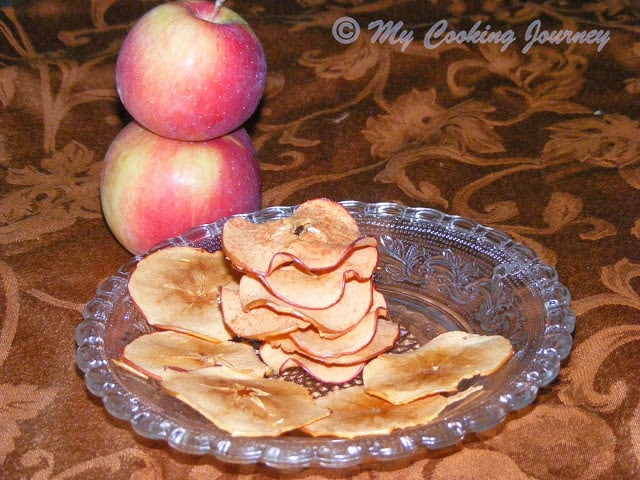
259, 343, 366, 385
255, 245, 379, 309
119, 330, 271, 381
159, 366, 330, 437
128, 246, 238, 342
239, 274, 374, 334
219, 286, 310, 340
363, 331, 514, 405
221, 198, 378, 276
301, 385, 482, 439
288, 291, 387, 358
274, 318, 399, 366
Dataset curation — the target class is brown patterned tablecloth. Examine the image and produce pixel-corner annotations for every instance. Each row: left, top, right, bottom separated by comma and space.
2, 1, 640, 478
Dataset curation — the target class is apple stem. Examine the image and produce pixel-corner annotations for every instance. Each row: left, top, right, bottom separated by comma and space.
212, 0, 225, 19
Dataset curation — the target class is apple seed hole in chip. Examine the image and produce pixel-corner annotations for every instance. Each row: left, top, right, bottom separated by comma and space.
128, 247, 238, 342
160, 366, 330, 437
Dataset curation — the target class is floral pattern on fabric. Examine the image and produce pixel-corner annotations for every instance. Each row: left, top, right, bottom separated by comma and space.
1, 0, 639, 478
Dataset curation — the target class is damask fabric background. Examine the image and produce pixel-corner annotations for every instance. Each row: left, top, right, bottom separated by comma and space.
1, 0, 640, 479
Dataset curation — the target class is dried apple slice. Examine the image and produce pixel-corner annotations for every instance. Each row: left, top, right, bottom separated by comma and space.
275, 318, 399, 366
301, 385, 482, 439
363, 331, 514, 405
119, 330, 271, 381
258, 245, 378, 307
111, 358, 148, 380
259, 343, 366, 384
128, 247, 238, 342
160, 366, 330, 437
287, 292, 388, 358
239, 274, 374, 334
222, 198, 377, 275
219, 286, 310, 340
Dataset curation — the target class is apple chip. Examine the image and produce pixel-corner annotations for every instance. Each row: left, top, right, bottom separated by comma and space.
258, 245, 378, 307
363, 331, 514, 405
128, 247, 238, 342
276, 318, 399, 366
239, 274, 374, 334
222, 198, 377, 275
120, 330, 270, 381
111, 358, 148, 381
301, 385, 482, 439
160, 366, 330, 437
288, 292, 387, 357
259, 343, 366, 384
220, 286, 310, 339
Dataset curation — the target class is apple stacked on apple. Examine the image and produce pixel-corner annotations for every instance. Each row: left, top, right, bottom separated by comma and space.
100, 0, 267, 255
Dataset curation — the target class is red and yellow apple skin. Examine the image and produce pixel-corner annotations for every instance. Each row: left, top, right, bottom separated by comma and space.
115, 1, 267, 141
100, 121, 261, 255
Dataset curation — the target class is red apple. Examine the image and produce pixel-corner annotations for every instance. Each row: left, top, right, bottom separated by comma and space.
115, 1, 267, 141
100, 121, 261, 255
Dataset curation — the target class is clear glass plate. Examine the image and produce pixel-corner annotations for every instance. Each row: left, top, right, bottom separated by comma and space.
76, 201, 575, 469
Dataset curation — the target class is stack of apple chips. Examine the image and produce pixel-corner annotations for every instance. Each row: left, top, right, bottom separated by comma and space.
219, 199, 400, 384
119, 198, 515, 438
